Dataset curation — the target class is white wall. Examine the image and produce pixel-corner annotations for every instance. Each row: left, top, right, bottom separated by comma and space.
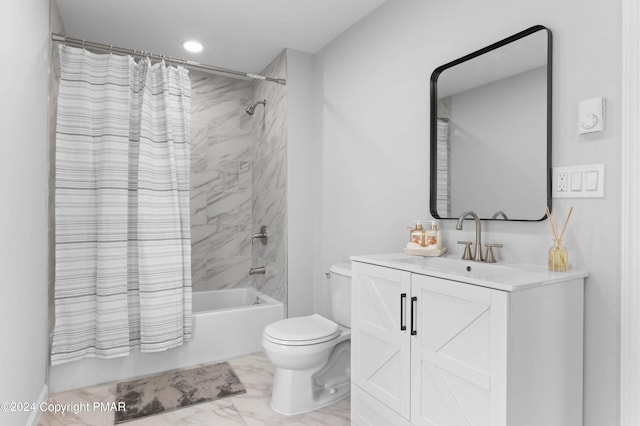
286, 49, 315, 317
0, 1, 51, 425
313, 1, 620, 425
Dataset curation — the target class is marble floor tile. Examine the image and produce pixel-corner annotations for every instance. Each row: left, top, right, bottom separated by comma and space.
230, 391, 350, 426
227, 353, 275, 400
39, 352, 350, 426
38, 382, 117, 426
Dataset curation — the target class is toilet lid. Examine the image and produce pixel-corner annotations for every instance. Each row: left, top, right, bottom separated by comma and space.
329, 262, 352, 277
263, 314, 340, 345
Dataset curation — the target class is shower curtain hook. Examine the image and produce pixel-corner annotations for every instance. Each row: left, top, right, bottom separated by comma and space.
82, 39, 85, 50
109, 44, 113, 56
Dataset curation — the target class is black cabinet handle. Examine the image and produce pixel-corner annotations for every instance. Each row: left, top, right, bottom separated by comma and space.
411, 296, 417, 335
400, 293, 407, 331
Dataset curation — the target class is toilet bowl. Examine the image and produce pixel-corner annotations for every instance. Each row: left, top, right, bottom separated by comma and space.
262, 263, 352, 415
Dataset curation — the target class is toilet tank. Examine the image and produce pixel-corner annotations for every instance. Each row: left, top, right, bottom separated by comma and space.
329, 262, 352, 327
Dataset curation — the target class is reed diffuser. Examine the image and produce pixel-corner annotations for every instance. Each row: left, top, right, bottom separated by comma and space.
546, 206, 573, 272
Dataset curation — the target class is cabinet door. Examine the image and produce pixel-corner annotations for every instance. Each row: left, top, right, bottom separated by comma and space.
352, 262, 412, 420
352, 385, 412, 426
410, 275, 508, 426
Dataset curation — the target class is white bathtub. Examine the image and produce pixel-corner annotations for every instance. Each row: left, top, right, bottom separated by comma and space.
49, 287, 283, 393
193, 287, 274, 313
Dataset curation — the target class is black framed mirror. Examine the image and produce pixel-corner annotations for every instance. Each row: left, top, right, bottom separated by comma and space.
429, 25, 552, 221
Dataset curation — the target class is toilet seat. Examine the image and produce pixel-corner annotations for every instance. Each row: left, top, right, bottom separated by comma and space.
263, 314, 340, 346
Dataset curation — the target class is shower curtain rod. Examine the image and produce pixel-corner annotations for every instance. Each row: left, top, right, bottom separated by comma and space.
51, 33, 286, 86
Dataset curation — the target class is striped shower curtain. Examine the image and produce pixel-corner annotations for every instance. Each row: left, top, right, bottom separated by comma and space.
51, 45, 192, 365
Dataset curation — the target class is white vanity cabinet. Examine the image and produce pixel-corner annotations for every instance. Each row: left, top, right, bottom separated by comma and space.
350, 257, 586, 426
351, 264, 412, 424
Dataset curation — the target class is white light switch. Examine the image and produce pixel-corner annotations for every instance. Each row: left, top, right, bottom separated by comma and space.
579, 97, 605, 134
585, 171, 598, 191
571, 172, 582, 191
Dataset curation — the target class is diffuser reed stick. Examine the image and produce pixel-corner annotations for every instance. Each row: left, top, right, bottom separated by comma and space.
545, 206, 558, 241
546, 206, 573, 272
558, 206, 574, 241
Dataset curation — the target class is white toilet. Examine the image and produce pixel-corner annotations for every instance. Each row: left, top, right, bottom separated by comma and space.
262, 263, 352, 415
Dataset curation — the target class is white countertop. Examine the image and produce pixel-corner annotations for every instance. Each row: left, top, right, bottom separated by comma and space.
350, 252, 588, 292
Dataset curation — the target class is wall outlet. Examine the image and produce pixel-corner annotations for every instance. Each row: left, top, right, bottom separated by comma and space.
557, 171, 568, 192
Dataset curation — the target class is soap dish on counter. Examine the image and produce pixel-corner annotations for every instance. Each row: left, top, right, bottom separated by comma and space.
403, 247, 447, 257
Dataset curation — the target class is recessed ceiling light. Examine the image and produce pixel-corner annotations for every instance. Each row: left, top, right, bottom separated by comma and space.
183, 40, 203, 53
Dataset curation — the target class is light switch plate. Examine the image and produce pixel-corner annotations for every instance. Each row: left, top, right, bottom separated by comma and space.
553, 164, 605, 198
579, 97, 605, 134
570, 172, 582, 191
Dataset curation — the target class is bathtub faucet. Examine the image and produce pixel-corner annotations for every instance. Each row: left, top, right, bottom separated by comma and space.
250, 225, 268, 245
249, 266, 266, 275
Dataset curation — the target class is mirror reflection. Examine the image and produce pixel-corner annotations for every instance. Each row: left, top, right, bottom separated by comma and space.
430, 25, 551, 221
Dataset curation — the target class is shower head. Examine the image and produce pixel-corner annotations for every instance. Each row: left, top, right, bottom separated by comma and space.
246, 99, 266, 115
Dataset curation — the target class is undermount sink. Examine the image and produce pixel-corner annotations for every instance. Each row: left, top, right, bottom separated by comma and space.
350, 252, 587, 292
395, 254, 537, 279
393, 254, 462, 269
394, 254, 509, 274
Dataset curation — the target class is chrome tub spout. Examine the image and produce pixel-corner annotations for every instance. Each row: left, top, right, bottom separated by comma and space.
249, 266, 266, 275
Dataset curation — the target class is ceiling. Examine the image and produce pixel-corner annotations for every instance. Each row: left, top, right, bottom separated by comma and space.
55, 0, 388, 75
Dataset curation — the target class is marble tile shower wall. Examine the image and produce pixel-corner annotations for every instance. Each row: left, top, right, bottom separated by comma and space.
189, 73, 255, 292
250, 52, 288, 307
188, 50, 288, 308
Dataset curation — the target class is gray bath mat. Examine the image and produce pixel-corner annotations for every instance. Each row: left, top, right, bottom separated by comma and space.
114, 361, 246, 424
